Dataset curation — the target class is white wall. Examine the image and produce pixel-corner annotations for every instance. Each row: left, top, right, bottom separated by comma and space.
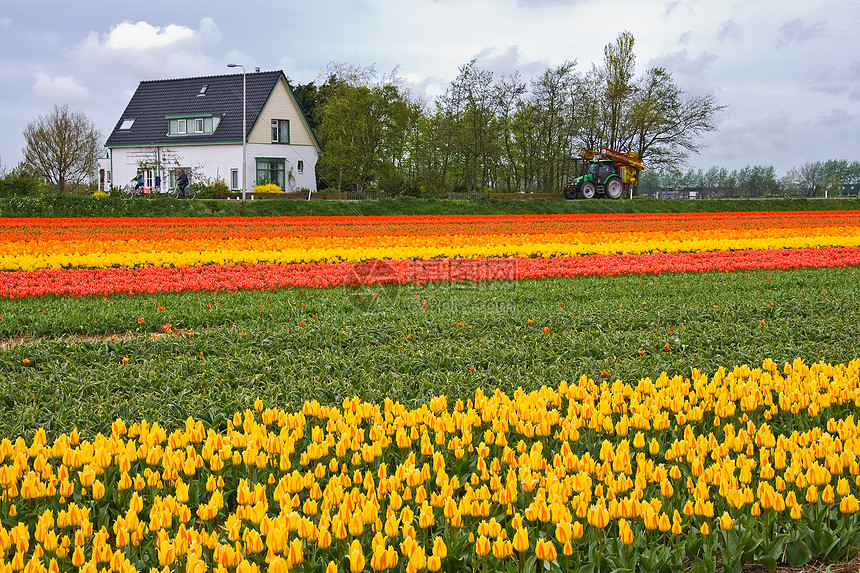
245, 142, 318, 191
108, 142, 318, 193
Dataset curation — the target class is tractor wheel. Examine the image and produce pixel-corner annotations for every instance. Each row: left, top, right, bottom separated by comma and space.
563, 186, 578, 200
605, 176, 624, 199
579, 181, 597, 199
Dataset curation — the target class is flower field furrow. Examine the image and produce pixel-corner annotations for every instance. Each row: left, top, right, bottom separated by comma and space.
4, 211, 859, 241
7, 226, 860, 259
0, 359, 858, 573
6, 234, 860, 272
3, 247, 860, 299
2, 212, 860, 272
3, 211, 859, 269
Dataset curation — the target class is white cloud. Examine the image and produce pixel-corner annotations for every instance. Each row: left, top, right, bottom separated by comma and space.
32, 72, 89, 102
71, 18, 223, 80
198, 17, 221, 48
0, 18, 11, 33
102, 21, 196, 51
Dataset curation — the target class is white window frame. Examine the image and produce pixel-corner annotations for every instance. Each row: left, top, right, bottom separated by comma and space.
230, 169, 240, 190
297, 160, 304, 173
271, 119, 289, 143
168, 116, 217, 136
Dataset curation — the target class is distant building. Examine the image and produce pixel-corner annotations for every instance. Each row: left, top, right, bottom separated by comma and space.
101, 70, 320, 194
843, 183, 859, 196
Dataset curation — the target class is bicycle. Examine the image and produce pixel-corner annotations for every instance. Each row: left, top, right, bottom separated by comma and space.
120, 184, 152, 199
168, 185, 197, 199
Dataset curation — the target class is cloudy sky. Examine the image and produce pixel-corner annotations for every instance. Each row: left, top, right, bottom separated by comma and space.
1, 0, 857, 176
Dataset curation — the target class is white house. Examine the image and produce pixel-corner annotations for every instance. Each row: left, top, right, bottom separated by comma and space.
102, 70, 320, 195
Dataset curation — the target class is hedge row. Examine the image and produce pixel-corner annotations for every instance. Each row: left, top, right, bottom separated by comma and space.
2, 195, 859, 218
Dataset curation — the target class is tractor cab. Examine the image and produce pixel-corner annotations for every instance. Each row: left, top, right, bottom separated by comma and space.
584, 160, 618, 182
563, 148, 645, 200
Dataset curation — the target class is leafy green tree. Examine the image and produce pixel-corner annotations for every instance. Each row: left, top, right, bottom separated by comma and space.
494, 72, 528, 192
290, 80, 320, 132
438, 60, 501, 193
575, 64, 608, 154
22, 104, 102, 192
404, 105, 455, 194
512, 62, 580, 193
603, 31, 637, 152
821, 159, 860, 193
637, 168, 663, 195
821, 175, 842, 198
702, 166, 730, 192
735, 165, 778, 197
315, 64, 413, 192
783, 159, 860, 197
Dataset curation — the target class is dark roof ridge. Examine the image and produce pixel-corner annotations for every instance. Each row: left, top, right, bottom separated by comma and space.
138, 70, 283, 84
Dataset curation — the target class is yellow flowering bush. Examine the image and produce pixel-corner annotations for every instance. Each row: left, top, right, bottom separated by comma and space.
252, 184, 283, 194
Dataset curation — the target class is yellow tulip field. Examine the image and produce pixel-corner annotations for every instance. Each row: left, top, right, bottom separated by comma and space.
1, 208, 860, 573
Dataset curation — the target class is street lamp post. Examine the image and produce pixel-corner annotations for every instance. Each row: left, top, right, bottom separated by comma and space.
227, 64, 247, 202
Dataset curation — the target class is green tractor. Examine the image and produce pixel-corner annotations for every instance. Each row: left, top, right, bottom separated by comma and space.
563, 148, 645, 200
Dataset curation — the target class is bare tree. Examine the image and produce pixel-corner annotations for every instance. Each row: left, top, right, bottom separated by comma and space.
791, 161, 827, 196
625, 67, 725, 170
23, 104, 102, 191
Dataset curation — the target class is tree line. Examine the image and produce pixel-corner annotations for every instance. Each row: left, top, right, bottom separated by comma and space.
294, 31, 724, 195
640, 159, 860, 198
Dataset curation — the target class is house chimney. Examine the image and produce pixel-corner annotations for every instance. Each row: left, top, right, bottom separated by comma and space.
255, 67, 261, 73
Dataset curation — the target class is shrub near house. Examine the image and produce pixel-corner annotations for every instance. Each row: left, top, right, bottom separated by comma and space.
252, 184, 284, 194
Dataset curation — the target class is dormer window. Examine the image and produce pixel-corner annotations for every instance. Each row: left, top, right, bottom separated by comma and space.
167, 114, 220, 136
120, 119, 135, 130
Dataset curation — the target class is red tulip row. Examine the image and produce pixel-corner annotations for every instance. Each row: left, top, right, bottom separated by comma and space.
3, 247, 859, 299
